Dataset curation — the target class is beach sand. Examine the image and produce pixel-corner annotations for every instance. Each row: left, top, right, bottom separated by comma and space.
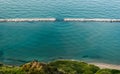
90, 62, 120, 70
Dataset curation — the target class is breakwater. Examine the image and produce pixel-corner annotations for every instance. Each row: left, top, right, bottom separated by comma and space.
64, 18, 120, 22
1, 18, 120, 22
0, 18, 56, 22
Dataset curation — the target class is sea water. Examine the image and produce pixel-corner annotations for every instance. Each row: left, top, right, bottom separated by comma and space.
0, 0, 120, 65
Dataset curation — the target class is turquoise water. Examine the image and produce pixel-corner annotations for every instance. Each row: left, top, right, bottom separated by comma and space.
0, 0, 120, 65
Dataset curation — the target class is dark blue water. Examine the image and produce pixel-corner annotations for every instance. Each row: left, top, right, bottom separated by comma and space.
0, 0, 120, 65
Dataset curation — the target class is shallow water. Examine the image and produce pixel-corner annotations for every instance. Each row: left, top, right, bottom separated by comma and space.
0, 0, 120, 65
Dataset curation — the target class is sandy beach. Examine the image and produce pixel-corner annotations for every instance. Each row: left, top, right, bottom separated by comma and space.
90, 62, 120, 70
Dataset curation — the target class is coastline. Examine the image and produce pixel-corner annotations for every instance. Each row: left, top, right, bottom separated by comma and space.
0, 60, 120, 74
59, 59, 120, 70
90, 62, 120, 70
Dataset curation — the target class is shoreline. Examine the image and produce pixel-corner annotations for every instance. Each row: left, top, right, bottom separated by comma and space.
57, 59, 120, 70
89, 62, 120, 70
1, 59, 120, 70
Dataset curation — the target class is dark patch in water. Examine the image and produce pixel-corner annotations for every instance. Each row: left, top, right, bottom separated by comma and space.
0, 50, 4, 57
82, 55, 89, 58
56, 18, 64, 22
82, 55, 101, 59
27, 21, 36, 23
45, 56, 64, 62
5, 58, 29, 63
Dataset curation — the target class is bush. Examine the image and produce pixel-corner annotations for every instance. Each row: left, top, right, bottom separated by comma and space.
48, 60, 100, 74
0, 66, 26, 74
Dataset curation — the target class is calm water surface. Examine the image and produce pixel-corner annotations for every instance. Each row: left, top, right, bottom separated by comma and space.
0, 0, 120, 65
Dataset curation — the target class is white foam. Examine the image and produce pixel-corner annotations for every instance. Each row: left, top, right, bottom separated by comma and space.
0, 18, 56, 22
64, 18, 120, 22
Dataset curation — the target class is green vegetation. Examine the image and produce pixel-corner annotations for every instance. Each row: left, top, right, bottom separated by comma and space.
48, 60, 99, 74
0, 60, 120, 74
0, 65, 26, 74
96, 69, 120, 74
